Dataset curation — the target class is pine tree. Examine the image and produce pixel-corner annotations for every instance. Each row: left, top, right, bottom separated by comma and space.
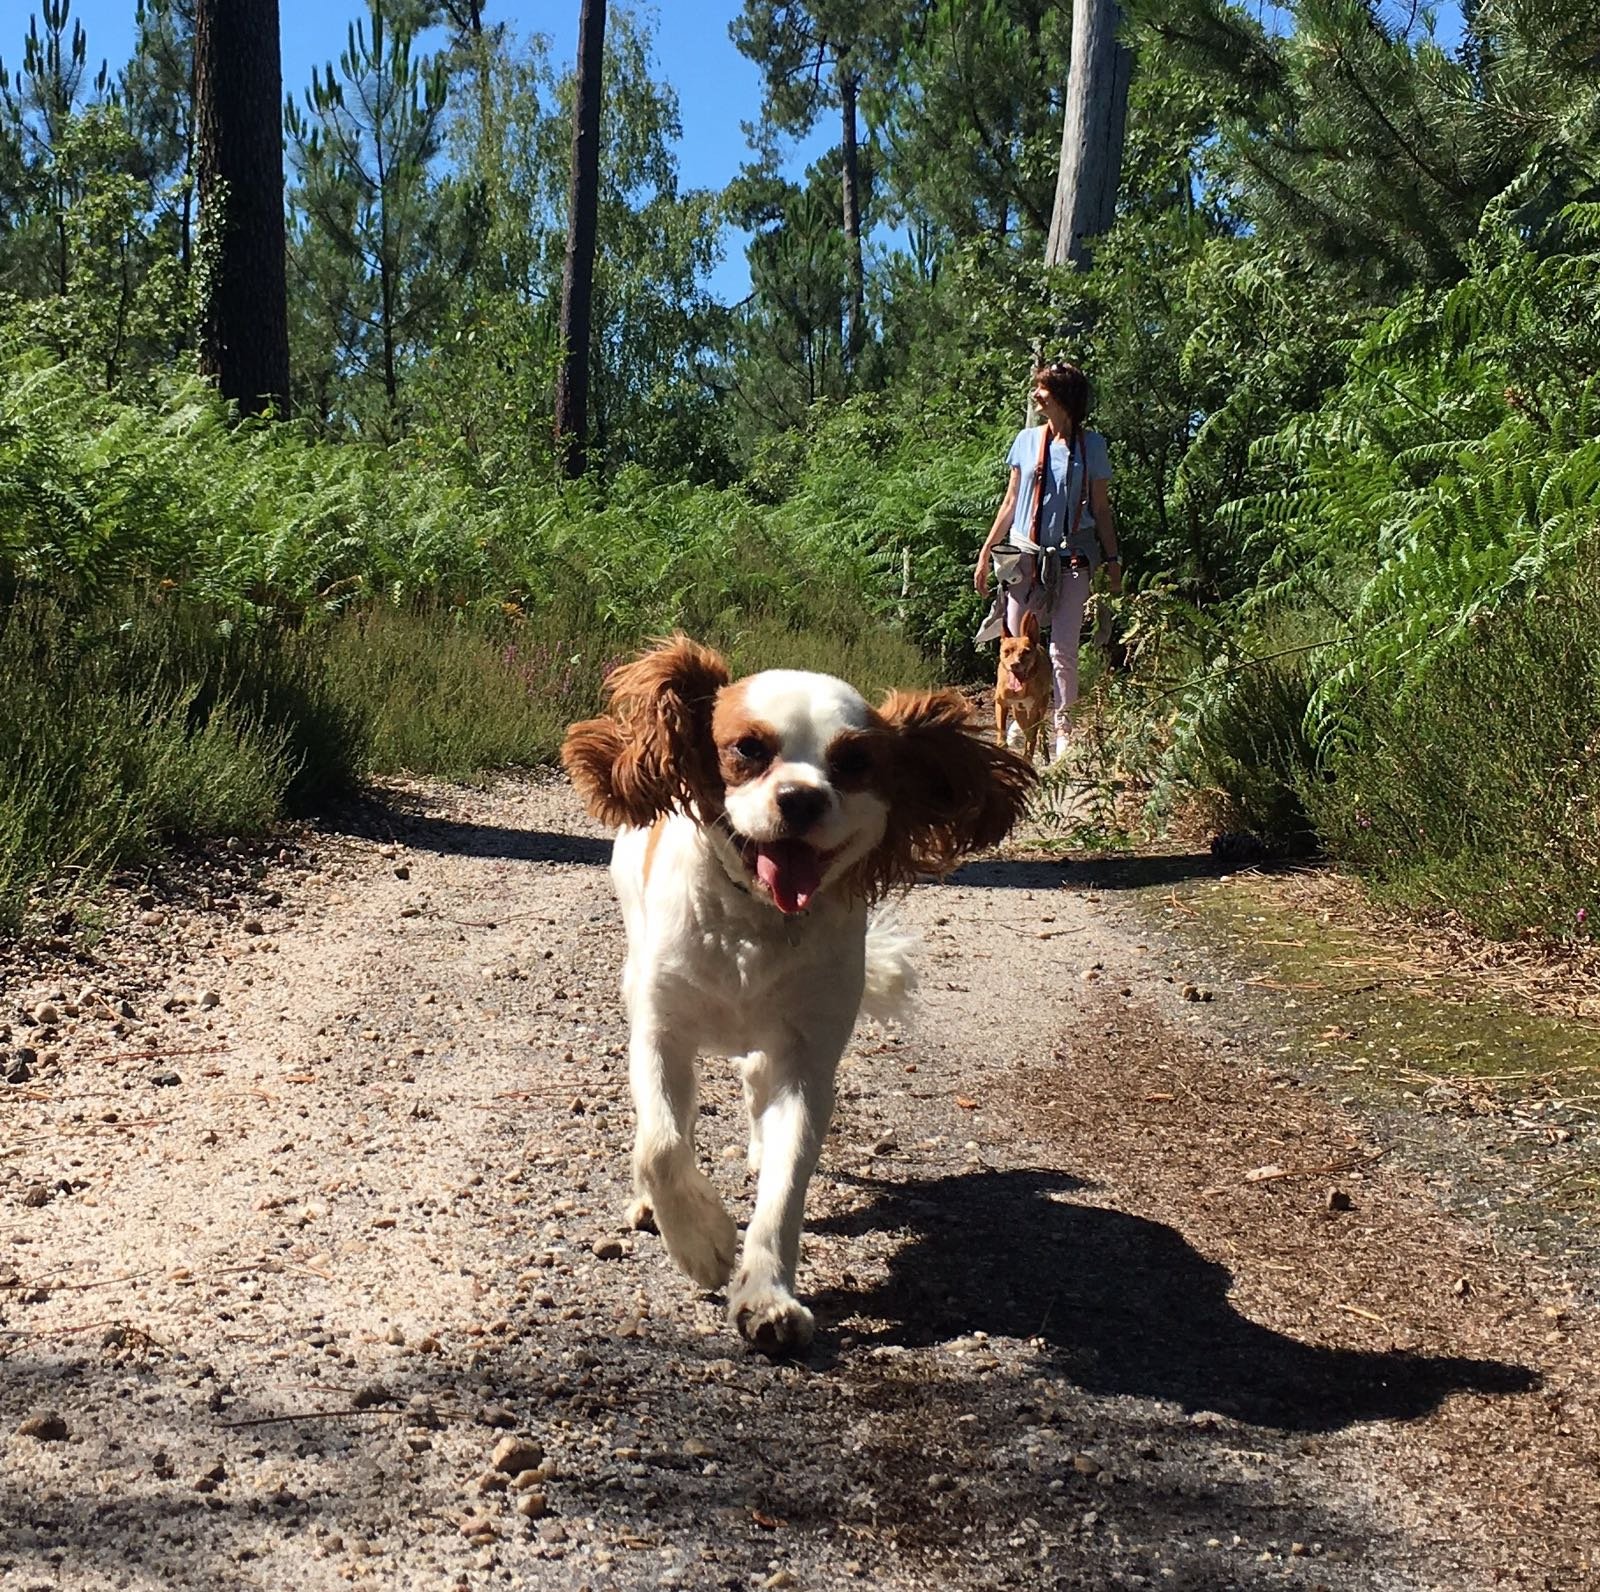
194, 0, 290, 414
121, 0, 195, 277
285, 0, 450, 423
1046, 0, 1132, 267
554, 0, 605, 478
732, 0, 901, 378
882, 0, 1074, 249
0, 2, 104, 297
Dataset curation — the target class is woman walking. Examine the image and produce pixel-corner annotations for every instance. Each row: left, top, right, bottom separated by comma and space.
975, 360, 1122, 762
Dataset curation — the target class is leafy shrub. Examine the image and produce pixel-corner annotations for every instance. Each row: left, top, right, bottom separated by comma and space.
1167, 649, 1321, 854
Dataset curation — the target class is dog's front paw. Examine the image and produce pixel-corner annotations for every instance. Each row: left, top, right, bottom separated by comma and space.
729, 1276, 815, 1354
652, 1172, 737, 1291
623, 1196, 656, 1233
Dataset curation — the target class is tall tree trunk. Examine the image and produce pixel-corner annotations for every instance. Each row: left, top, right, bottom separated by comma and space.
554, 0, 607, 480
839, 67, 864, 377
194, 0, 290, 415
1046, 0, 1131, 269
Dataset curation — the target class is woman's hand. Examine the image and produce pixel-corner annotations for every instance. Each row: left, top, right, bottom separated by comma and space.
974, 552, 991, 596
1103, 558, 1123, 597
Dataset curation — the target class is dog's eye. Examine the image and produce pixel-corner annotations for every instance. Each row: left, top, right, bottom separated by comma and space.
731, 736, 770, 764
829, 742, 871, 781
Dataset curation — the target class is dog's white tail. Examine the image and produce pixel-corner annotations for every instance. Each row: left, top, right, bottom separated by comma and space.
861, 910, 919, 1025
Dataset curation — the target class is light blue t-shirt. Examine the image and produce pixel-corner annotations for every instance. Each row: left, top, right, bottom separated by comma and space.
1006, 426, 1112, 563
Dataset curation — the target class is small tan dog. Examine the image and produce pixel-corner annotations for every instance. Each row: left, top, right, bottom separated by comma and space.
994, 609, 1052, 759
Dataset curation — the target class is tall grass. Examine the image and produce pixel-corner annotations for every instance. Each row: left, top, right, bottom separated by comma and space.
1302, 570, 1600, 939
0, 589, 358, 934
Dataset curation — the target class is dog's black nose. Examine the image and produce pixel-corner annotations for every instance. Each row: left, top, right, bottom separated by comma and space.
775, 783, 828, 832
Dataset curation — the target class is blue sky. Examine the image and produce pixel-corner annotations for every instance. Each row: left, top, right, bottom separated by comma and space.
27, 1, 1466, 303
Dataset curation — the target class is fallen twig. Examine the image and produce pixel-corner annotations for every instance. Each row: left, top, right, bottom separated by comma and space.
1335, 1302, 1387, 1325
83, 1043, 233, 1066
1243, 1150, 1386, 1184
219, 1407, 408, 1429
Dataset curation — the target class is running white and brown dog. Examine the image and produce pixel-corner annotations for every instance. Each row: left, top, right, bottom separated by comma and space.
561, 635, 1036, 1351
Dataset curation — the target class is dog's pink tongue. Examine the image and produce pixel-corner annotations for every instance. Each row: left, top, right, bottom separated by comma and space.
754, 841, 824, 915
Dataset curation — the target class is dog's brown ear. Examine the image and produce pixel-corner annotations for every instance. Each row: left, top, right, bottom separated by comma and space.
560, 634, 731, 827
1020, 608, 1040, 643
872, 688, 1038, 880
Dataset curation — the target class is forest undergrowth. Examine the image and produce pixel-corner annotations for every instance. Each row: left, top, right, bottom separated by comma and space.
2, 0, 1597, 949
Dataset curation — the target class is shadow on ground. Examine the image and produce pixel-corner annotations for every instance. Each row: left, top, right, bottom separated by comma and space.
949, 852, 1274, 893
810, 1167, 1536, 1431
392, 814, 611, 867
1, 1164, 1534, 1591
320, 787, 611, 867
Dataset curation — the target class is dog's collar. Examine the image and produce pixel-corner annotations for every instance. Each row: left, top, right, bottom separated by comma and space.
705, 810, 815, 932
708, 811, 790, 906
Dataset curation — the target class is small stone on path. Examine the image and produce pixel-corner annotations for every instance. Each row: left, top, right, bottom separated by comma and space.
17, 1412, 68, 1441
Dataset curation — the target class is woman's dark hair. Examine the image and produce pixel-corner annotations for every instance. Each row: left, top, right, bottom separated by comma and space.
1033, 360, 1089, 431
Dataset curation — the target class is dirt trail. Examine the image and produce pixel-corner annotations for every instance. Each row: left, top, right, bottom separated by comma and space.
1, 776, 1596, 1591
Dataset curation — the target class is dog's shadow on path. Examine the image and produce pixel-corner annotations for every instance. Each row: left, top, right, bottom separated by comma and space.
810, 1168, 1536, 1432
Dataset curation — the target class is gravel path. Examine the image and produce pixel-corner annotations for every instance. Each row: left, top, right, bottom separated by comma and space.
1, 775, 1595, 1591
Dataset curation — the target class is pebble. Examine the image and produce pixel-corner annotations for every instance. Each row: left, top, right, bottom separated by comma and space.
513, 1491, 549, 1519
151, 1071, 182, 1087
590, 1237, 626, 1261
17, 1412, 68, 1441
33, 1003, 60, 1026
491, 1436, 544, 1477
481, 1405, 517, 1429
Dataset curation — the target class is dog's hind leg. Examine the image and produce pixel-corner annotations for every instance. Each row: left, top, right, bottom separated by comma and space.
628, 1023, 736, 1291
728, 1047, 840, 1352
739, 1051, 772, 1174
